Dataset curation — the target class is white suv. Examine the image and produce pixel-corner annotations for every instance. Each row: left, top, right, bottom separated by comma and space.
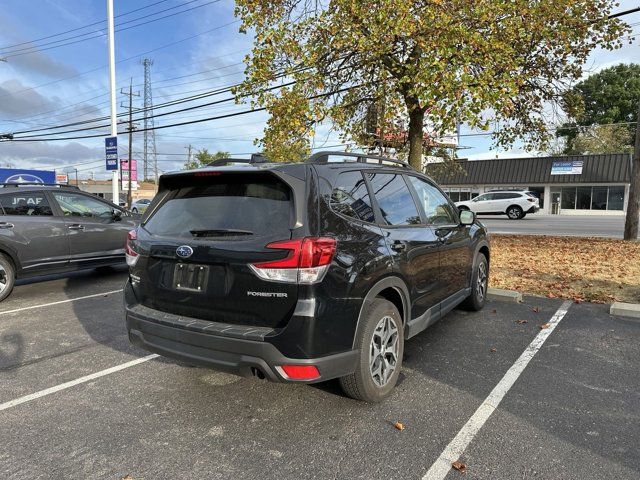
455, 191, 540, 220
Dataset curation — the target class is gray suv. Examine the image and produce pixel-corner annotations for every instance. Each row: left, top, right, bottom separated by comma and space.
0, 184, 137, 301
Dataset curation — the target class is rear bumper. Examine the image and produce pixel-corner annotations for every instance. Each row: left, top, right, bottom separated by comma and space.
526, 205, 540, 213
125, 299, 358, 384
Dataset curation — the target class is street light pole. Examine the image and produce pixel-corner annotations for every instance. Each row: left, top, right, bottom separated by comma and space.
107, 0, 119, 204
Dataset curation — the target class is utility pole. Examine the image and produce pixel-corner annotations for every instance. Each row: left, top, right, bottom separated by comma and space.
623, 100, 640, 240
186, 144, 192, 168
106, 0, 119, 205
121, 78, 140, 209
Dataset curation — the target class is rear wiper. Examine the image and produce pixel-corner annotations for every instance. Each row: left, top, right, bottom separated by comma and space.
190, 229, 254, 237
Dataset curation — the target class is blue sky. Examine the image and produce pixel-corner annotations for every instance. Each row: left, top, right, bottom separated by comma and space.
0, 0, 638, 178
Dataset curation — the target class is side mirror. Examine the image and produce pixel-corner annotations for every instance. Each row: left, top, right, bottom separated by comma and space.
112, 209, 123, 221
459, 210, 475, 225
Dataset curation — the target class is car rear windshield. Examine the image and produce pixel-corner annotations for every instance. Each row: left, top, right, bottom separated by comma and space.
144, 174, 292, 238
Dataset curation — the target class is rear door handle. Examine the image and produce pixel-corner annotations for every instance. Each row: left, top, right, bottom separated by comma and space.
0, 222, 14, 229
68, 224, 85, 231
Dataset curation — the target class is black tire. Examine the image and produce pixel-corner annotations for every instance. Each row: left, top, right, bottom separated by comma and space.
461, 252, 489, 311
458, 206, 470, 211
339, 298, 404, 402
506, 205, 524, 220
131, 207, 138, 213
0, 253, 16, 302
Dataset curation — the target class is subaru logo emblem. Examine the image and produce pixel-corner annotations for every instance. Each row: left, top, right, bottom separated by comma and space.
176, 245, 193, 259
5, 174, 45, 184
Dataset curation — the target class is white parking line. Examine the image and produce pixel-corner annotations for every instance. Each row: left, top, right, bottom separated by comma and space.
0, 289, 123, 316
422, 300, 573, 480
0, 354, 159, 413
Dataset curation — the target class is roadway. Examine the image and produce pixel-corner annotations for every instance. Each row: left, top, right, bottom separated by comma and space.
479, 214, 639, 238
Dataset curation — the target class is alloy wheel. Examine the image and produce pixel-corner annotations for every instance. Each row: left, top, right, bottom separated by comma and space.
508, 207, 520, 219
0, 264, 7, 294
476, 261, 487, 302
369, 315, 399, 387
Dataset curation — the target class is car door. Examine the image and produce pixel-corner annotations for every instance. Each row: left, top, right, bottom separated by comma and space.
49, 191, 136, 267
365, 171, 442, 320
471, 193, 495, 213
0, 190, 70, 274
491, 192, 514, 213
406, 176, 472, 301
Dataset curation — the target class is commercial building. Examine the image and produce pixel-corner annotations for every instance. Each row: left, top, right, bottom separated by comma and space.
428, 153, 631, 215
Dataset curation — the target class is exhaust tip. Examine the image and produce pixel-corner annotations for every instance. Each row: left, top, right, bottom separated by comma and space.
251, 367, 266, 380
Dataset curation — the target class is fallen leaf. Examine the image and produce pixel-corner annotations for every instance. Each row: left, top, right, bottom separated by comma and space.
532, 307, 540, 313
121, 476, 135, 480
452, 460, 467, 473
394, 422, 405, 431
539, 323, 551, 330
516, 319, 528, 325
491, 309, 497, 314
490, 347, 497, 353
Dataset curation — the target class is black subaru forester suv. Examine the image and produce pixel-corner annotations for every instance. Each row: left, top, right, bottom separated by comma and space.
125, 152, 489, 402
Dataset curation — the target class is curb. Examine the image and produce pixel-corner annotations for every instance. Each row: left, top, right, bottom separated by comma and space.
610, 302, 640, 320
487, 288, 523, 303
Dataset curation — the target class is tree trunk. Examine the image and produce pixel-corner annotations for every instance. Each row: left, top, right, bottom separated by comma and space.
623, 101, 640, 240
407, 107, 425, 170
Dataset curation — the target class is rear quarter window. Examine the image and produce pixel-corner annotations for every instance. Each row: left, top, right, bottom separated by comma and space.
144, 174, 293, 238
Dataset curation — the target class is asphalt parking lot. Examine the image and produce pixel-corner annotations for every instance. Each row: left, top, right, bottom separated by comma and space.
1, 270, 639, 480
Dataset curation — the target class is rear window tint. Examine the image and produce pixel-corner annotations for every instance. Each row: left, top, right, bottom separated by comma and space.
367, 172, 421, 226
144, 175, 292, 238
0, 192, 53, 216
330, 171, 376, 223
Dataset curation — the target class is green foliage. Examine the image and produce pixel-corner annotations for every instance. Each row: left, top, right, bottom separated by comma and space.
559, 63, 640, 152
234, 0, 629, 168
566, 124, 634, 154
184, 149, 231, 170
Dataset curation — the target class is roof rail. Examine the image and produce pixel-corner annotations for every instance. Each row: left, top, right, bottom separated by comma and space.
207, 153, 269, 167
0, 182, 79, 189
308, 151, 411, 169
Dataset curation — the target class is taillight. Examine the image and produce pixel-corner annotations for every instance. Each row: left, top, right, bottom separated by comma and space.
527, 198, 535, 203
125, 229, 139, 267
249, 237, 336, 284
275, 365, 320, 381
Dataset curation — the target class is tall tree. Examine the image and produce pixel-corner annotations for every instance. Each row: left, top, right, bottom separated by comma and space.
234, 0, 628, 169
566, 124, 634, 154
559, 63, 640, 152
184, 149, 230, 170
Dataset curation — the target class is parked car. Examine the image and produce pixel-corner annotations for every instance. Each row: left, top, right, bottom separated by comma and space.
0, 184, 137, 302
124, 152, 490, 402
455, 190, 539, 219
130, 198, 152, 214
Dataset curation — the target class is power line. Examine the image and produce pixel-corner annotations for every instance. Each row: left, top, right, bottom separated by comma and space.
0, 19, 240, 101
0, 0, 172, 50
5, 85, 354, 142
1, 0, 222, 58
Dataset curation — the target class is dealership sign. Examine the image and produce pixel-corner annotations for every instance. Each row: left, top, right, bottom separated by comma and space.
551, 160, 583, 175
105, 136, 118, 171
0, 168, 56, 184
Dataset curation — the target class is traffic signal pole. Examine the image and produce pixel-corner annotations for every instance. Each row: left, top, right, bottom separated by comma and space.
107, 0, 119, 204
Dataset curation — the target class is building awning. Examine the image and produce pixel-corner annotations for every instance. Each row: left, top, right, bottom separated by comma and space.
427, 153, 632, 185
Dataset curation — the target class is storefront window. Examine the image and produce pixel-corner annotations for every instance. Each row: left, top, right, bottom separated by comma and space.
576, 187, 592, 210
459, 190, 471, 201
608, 186, 624, 210
561, 187, 576, 209
591, 187, 608, 210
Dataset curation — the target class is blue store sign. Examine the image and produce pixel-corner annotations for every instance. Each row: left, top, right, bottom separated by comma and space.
105, 136, 118, 171
0, 168, 56, 184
